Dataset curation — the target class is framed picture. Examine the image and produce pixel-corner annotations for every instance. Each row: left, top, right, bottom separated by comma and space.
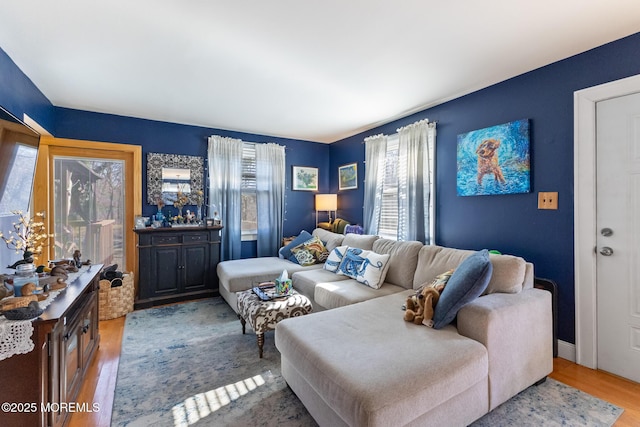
292, 166, 318, 191
338, 163, 358, 190
456, 119, 530, 196
206, 218, 214, 227
135, 216, 149, 229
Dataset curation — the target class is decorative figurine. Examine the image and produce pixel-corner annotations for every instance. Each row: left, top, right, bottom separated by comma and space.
72, 250, 91, 268
185, 210, 196, 224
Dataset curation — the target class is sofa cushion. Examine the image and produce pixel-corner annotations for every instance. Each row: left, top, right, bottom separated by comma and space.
291, 268, 352, 306
290, 236, 329, 266
372, 239, 423, 289
342, 233, 379, 250
413, 245, 527, 294
433, 250, 492, 329
484, 254, 526, 294
314, 279, 405, 309
413, 246, 473, 289
336, 248, 391, 289
323, 245, 348, 273
312, 228, 345, 252
279, 230, 313, 260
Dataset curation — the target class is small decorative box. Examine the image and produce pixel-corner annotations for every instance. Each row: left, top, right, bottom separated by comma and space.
275, 278, 292, 296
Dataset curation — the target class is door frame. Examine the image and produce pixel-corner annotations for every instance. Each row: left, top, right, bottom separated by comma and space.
574, 73, 640, 369
33, 136, 142, 280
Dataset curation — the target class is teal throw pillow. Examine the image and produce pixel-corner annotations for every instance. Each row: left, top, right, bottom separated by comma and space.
432, 249, 493, 329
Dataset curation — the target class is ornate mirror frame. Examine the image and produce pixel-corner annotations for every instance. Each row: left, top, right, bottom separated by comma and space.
146, 152, 204, 205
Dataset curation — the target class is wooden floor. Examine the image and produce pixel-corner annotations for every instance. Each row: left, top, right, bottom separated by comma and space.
70, 317, 640, 427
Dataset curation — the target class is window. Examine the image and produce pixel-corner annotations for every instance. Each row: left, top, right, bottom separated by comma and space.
364, 120, 435, 243
378, 135, 399, 240
241, 143, 257, 240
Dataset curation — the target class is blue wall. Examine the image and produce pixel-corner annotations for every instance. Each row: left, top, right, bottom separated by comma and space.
0, 48, 54, 131
54, 108, 330, 258
329, 32, 640, 344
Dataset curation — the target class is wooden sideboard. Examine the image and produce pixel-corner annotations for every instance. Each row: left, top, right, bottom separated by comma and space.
134, 226, 222, 309
0, 265, 102, 427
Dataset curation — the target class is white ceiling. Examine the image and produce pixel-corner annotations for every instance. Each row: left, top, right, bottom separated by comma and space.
1, 1, 639, 143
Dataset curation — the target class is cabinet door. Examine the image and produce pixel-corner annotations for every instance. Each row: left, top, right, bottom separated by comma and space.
61, 315, 83, 411
183, 243, 209, 291
149, 245, 181, 297
48, 324, 63, 427
80, 293, 98, 368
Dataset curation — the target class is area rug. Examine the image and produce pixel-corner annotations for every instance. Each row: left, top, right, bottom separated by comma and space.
111, 298, 623, 427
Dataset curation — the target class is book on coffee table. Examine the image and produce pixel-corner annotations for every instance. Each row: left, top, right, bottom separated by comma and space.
252, 282, 294, 301
252, 282, 279, 301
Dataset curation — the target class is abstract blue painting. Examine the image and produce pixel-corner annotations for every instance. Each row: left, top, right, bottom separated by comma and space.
457, 119, 530, 196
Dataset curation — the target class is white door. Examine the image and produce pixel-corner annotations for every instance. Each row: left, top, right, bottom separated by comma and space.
596, 91, 640, 383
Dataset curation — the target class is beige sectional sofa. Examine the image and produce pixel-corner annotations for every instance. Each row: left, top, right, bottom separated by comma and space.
216, 228, 553, 426
217, 229, 381, 313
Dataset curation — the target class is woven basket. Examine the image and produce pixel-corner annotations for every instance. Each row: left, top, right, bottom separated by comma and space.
98, 272, 134, 320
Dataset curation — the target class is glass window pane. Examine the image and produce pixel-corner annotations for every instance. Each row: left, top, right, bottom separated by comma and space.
241, 143, 257, 237
241, 192, 257, 234
53, 157, 125, 268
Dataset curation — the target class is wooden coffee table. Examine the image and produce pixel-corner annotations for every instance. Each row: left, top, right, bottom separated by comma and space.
237, 288, 313, 358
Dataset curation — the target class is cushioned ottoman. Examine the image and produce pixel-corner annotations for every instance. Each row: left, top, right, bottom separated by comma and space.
237, 288, 313, 358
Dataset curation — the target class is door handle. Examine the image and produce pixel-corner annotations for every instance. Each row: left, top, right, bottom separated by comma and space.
599, 246, 614, 256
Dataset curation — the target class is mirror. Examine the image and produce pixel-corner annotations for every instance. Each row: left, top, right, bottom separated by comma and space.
161, 167, 191, 193
147, 153, 204, 205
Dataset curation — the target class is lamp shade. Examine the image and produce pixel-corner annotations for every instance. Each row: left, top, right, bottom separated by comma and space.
315, 194, 337, 211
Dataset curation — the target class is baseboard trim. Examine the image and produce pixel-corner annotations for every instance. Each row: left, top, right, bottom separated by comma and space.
558, 340, 576, 362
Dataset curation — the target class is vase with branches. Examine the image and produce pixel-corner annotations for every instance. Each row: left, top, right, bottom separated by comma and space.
191, 189, 204, 222
0, 210, 54, 268
172, 191, 189, 223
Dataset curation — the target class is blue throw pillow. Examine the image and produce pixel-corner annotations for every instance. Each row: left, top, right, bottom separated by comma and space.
279, 230, 313, 262
432, 249, 493, 329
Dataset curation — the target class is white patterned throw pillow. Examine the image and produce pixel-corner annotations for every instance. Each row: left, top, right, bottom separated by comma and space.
323, 245, 349, 272
336, 247, 391, 289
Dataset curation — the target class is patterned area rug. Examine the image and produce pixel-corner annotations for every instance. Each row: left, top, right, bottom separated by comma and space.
111, 298, 623, 427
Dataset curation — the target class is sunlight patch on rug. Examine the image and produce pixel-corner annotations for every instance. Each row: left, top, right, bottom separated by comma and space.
172, 373, 268, 426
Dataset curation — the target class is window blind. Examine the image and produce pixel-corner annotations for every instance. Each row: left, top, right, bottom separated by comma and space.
241, 143, 257, 236
378, 137, 399, 240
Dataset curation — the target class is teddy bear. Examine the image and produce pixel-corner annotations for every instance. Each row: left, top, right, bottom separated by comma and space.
403, 269, 454, 327
404, 286, 441, 327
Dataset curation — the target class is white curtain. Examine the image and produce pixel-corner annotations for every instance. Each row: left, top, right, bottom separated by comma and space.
363, 134, 387, 235
208, 135, 243, 261
255, 143, 285, 257
397, 119, 433, 243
